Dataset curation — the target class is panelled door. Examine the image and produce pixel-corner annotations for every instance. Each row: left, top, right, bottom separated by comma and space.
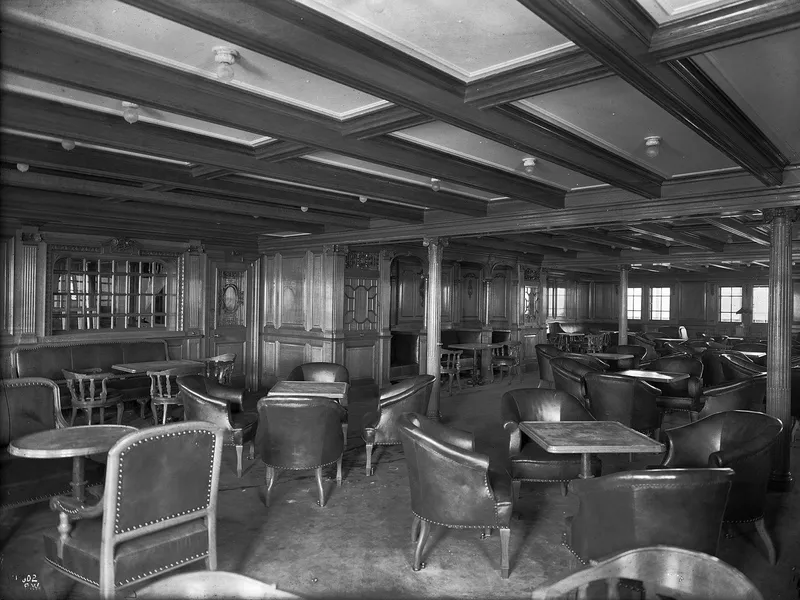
207, 260, 250, 383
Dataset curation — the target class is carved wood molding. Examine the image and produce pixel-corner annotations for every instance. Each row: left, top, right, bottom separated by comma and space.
345, 251, 379, 271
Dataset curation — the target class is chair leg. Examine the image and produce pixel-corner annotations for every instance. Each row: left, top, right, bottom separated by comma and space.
499, 527, 511, 579
235, 444, 243, 478
315, 467, 326, 507
140, 401, 146, 420
162, 405, 168, 425
365, 442, 374, 476
116, 403, 123, 425
249, 442, 255, 460
411, 515, 421, 543
264, 466, 276, 507
87, 407, 93, 425
412, 520, 431, 571
561, 482, 569, 496
512, 480, 521, 501
482, 527, 492, 539
99, 407, 105, 424
336, 456, 343, 486
70, 408, 77, 426
754, 517, 777, 565
151, 402, 158, 426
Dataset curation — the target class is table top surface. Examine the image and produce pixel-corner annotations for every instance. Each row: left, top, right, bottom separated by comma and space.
653, 337, 687, 342
555, 332, 586, 338
738, 351, 767, 357
112, 359, 204, 374
449, 342, 501, 350
519, 421, 665, 454
267, 381, 349, 399
8, 425, 137, 459
618, 369, 691, 382
590, 353, 634, 360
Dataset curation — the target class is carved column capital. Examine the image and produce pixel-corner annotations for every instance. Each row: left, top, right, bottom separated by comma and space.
422, 236, 449, 248
763, 207, 798, 224
322, 243, 349, 255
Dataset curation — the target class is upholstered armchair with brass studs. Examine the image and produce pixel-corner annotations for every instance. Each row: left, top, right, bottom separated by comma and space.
286, 362, 350, 384
550, 357, 603, 410
42, 422, 223, 600
584, 372, 663, 439
398, 413, 514, 578
697, 374, 766, 419
535, 344, 561, 389
641, 355, 704, 419
361, 375, 435, 476
177, 374, 257, 478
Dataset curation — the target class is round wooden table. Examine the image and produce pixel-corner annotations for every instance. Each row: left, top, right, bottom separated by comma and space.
8, 425, 137, 502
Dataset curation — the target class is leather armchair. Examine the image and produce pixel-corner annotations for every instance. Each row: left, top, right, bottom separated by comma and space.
720, 353, 763, 380
563, 468, 734, 565
256, 397, 347, 507
701, 350, 727, 387
697, 375, 766, 419
642, 356, 704, 417
561, 353, 609, 371
658, 410, 783, 564
533, 546, 764, 600
535, 344, 561, 389
398, 413, 514, 578
731, 343, 768, 366
178, 375, 258, 478
550, 357, 601, 410
607, 345, 647, 370
43, 422, 224, 600
362, 374, 435, 476
501, 388, 600, 498
287, 362, 350, 384
630, 333, 659, 362
584, 372, 662, 437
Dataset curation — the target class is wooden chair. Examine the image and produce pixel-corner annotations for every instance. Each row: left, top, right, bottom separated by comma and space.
439, 348, 463, 395
583, 333, 606, 354
43, 422, 223, 600
62, 369, 124, 426
204, 353, 236, 385
491, 341, 522, 384
147, 368, 185, 425
532, 546, 763, 600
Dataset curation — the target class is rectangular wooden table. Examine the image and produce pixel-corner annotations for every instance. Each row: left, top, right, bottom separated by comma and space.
617, 369, 690, 383
519, 421, 665, 478
267, 381, 350, 482
112, 359, 205, 374
449, 342, 500, 385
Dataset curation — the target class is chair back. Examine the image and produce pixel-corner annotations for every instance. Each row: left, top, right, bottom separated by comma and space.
584, 372, 661, 433
568, 469, 734, 561
535, 344, 561, 384
661, 410, 783, 521
608, 345, 647, 370
550, 357, 598, 408
701, 351, 727, 387
501, 388, 593, 424
720, 353, 764, 380
584, 333, 606, 353
643, 355, 703, 396
531, 546, 764, 600
368, 375, 435, 445
0, 378, 66, 447
698, 375, 766, 419
62, 369, 115, 404
204, 353, 236, 385
630, 333, 659, 362
102, 422, 223, 546
178, 375, 234, 431
491, 340, 521, 361
439, 348, 463, 376
147, 368, 183, 401
398, 412, 497, 527
255, 397, 346, 469
286, 362, 350, 384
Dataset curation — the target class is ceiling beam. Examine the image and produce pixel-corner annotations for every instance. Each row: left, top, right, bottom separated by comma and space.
518, 0, 788, 187
702, 217, 771, 246
708, 263, 739, 271
1, 18, 563, 207
2, 95, 481, 217
464, 47, 610, 108
503, 232, 621, 257
564, 230, 670, 255
340, 106, 434, 139
251, 140, 312, 161
470, 236, 578, 258
626, 223, 725, 251
1, 169, 366, 229
116, 0, 664, 199
0, 134, 425, 223
649, 0, 800, 62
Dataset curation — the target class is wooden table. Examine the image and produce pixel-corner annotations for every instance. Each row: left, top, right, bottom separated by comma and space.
738, 351, 767, 358
267, 381, 350, 481
449, 342, 501, 385
617, 369, 690, 383
554, 332, 585, 352
112, 359, 204, 374
8, 425, 137, 501
519, 421, 665, 478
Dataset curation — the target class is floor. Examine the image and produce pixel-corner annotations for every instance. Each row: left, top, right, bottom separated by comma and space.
2, 370, 800, 599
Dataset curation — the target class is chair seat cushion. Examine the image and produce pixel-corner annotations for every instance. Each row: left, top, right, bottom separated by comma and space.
43, 517, 209, 589
492, 358, 515, 367
656, 395, 696, 412
487, 464, 514, 525
510, 443, 601, 481
229, 411, 258, 445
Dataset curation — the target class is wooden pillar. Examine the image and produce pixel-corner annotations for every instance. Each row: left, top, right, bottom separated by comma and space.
322, 244, 347, 365
539, 268, 548, 340
765, 208, 795, 492
14, 227, 46, 342
424, 237, 446, 420
618, 265, 629, 345
377, 250, 393, 387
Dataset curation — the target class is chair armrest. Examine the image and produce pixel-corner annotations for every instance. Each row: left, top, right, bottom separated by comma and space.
709, 440, 773, 467
503, 420, 521, 455
50, 495, 105, 521
416, 417, 476, 451
206, 379, 244, 405
687, 376, 703, 399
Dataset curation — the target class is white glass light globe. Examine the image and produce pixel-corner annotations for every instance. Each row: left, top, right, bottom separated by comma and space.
430, 178, 441, 192
123, 107, 139, 124
17, 163, 29, 173
61, 139, 76, 151
216, 63, 235, 82
366, 0, 386, 14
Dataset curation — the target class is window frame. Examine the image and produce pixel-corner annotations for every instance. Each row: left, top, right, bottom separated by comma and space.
718, 286, 743, 323
627, 286, 642, 320
751, 285, 769, 324
649, 286, 671, 321
548, 286, 567, 319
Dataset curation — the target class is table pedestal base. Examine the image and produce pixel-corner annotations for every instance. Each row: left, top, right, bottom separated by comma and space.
70, 456, 86, 502
579, 453, 594, 479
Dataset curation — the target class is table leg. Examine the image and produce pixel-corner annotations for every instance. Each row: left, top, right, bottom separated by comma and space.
579, 453, 594, 479
71, 456, 86, 502
339, 423, 347, 483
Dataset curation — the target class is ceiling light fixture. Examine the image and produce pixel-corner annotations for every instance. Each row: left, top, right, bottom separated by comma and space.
213, 46, 239, 82
366, 0, 387, 14
522, 157, 537, 174
61, 139, 76, 151
644, 135, 661, 159
359, 196, 368, 204
300, 206, 309, 212
16, 163, 29, 173
121, 101, 140, 124
430, 177, 441, 192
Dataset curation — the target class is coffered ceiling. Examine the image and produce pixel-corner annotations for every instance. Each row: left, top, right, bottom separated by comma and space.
1, 0, 799, 276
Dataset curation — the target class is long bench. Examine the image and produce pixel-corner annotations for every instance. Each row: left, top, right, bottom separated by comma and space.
11, 339, 170, 413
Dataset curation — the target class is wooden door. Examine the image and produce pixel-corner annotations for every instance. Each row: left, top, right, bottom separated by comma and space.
208, 261, 249, 383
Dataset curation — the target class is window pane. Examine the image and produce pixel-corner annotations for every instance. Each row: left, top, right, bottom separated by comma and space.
752, 286, 769, 323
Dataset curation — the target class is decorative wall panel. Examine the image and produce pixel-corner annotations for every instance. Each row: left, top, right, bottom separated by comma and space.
490, 271, 509, 321
344, 277, 378, 332
396, 258, 425, 323
593, 283, 617, 320
680, 282, 707, 322
216, 269, 246, 328
280, 256, 306, 326
312, 253, 323, 330
461, 270, 481, 320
